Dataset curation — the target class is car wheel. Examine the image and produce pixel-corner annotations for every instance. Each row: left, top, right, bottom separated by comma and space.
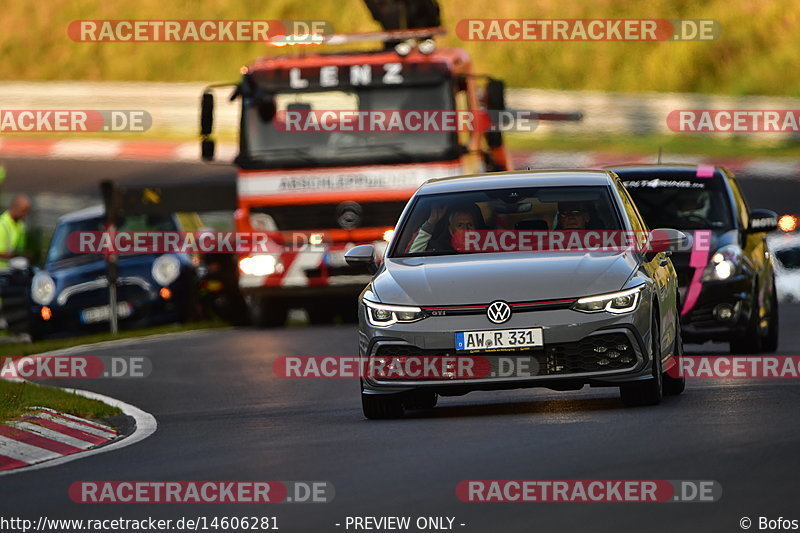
362, 393, 404, 419
663, 315, 686, 396
729, 290, 763, 354
761, 283, 779, 353
620, 315, 663, 407
403, 390, 438, 410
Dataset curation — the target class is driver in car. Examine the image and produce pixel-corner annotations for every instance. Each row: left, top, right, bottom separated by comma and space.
556, 201, 592, 230
408, 205, 477, 253
675, 190, 710, 222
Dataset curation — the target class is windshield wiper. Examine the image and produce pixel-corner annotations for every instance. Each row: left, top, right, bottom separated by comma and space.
335, 143, 414, 162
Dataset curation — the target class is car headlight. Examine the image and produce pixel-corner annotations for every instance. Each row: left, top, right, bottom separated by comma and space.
31, 272, 56, 306
363, 300, 425, 327
702, 245, 741, 281
239, 254, 277, 276
152, 254, 181, 286
573, 286, 643, 314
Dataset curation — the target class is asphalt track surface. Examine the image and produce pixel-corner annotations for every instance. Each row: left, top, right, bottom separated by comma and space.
0, 157, 799, 533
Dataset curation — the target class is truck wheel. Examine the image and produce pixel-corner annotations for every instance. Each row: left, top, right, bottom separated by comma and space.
307, 305, 336, 324
620, 316, 663, 407
362, 393, 404, 419
249, 296, 287, 328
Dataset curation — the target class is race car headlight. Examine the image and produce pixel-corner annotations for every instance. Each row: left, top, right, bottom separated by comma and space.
573, 286, 643, 314
702, 245, 741, 281
239, 254, 277, 276
363, 300, 424, 326
152, 254, 181, 286
31, 272, 56, 306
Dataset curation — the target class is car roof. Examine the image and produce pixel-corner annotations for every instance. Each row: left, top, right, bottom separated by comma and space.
604, 163, 724, 176
58, 205, 104, 222
418, 169, 617, 195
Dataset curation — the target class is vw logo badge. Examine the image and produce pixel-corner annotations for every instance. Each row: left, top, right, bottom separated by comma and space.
486, 301, 511, 324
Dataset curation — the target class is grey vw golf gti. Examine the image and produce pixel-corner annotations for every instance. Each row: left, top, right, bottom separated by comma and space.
346, 170, 687, 419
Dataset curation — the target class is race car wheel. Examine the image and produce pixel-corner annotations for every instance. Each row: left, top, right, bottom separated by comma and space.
620, 315, 663, 407
362, 393, 404, 419
761, 284, 779, 353
663, 314, 686, 396
730, 290, 763, 354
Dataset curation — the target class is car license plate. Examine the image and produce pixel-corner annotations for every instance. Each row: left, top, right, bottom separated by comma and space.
455, 328, 543, 351
80, 302, 132, 324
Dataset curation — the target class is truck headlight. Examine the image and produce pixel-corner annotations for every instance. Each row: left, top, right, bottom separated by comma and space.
573, 286, 643, 314
363, 300, 424, 326
239, 254, 277, 276
152, 254, 181, 286
31, 272, 56, 305
702, 245, 741, 281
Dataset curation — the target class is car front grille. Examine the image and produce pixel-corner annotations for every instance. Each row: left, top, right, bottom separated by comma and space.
372, 332, 637, 380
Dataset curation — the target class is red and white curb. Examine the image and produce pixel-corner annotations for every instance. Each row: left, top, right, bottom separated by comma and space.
0, 407, 118, 471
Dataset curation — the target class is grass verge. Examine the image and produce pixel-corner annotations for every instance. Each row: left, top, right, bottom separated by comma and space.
0, 380, 121, 424
0, 320, 226, 358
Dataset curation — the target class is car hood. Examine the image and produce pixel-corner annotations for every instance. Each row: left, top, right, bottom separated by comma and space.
372, 252, 638, 306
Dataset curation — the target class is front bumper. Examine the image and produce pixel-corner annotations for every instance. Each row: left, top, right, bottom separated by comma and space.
359, 303, 654, 395
680, 274, 753, 343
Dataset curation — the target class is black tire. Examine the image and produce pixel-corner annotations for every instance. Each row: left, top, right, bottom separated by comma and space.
729, 292, 763, 354
663, 315, 686, 396
248, 296, 287, 328
761, 284, 779, 353
307, 305, 336, 325
620, 315, 663, 407
403, 390, 438, 410
362, 393, 404, 419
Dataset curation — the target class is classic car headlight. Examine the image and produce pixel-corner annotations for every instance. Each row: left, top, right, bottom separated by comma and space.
363, 300, 425, 327
31, 272, 56, 305
573, 286, 643, 314
702, 245, 741, 281
152, 254, 181, 286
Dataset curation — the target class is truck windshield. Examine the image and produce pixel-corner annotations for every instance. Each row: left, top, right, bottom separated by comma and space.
241, 83, 456, 168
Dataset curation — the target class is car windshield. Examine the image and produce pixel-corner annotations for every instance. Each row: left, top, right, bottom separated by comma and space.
620, 173, 734, 230
775, 247, 800, 270
46, 214, 177, 264
390, 186, 622, 258
242, 83, 455, 168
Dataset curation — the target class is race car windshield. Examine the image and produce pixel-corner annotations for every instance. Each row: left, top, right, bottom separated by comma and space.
390, 186, 623, 257
46, 214, 178, 264
621, 175, 734, 230
242, 83, 455, 168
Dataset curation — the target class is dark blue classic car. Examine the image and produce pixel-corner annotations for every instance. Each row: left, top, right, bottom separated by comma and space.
29, 206, 198, 339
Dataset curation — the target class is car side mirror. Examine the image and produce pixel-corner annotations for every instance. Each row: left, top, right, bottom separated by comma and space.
344, 244, 377, 273
748, 209, 779, 233
644, 228, 690, 261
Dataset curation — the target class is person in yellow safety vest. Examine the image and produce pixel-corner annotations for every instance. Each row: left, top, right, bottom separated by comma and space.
0, 194, 31, 270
